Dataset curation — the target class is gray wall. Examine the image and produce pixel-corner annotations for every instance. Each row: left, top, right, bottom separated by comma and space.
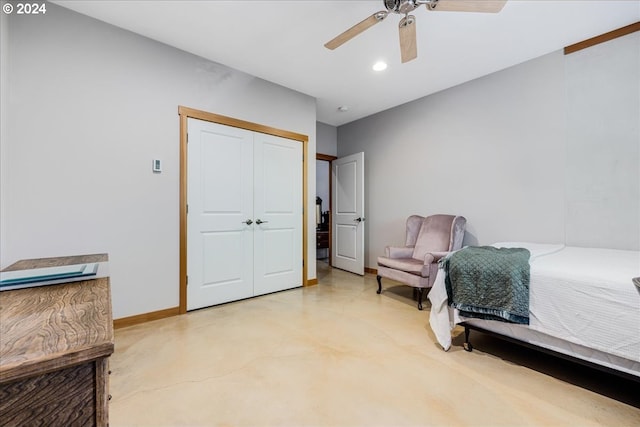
315, 122, 336, 222
315, 122, 336, 259
338, 33, 639, 269
565, 33, 639, 250
316, 160, 330, 217
315, 159, 330, 259
316, 121, 337, 156
2, 4, 317, 318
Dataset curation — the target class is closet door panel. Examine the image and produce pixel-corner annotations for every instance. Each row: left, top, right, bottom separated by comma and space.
253, 134, 303, 295
187, 119, 254, 310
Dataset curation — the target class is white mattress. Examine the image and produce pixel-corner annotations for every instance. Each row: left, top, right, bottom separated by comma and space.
428, 243, 640, 377
529, 246, 640, 364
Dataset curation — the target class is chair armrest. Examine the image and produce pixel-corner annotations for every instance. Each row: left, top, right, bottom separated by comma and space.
422, 251, 450, 265
385, 246, 414, 258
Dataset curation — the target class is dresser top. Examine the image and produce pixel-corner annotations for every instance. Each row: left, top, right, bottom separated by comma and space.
0, 254, 114, 383
2, 253, 109, 271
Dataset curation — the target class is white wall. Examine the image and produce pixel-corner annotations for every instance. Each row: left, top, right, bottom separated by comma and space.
2, 4, 317, 318
339, 33, 639, 269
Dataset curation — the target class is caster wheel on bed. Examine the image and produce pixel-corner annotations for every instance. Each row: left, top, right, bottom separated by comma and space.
463, 342, 473, 352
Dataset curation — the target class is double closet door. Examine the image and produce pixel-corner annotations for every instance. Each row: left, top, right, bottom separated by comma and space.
187, 118, 302, 311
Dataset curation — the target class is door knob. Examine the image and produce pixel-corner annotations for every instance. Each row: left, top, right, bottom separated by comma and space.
354, 217, 364, 223
255, 219, 269, 225
242, 219, 253, 225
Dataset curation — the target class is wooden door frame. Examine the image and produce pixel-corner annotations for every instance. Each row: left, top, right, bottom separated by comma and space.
178, 106, 309, 314
316, 153, 337, 266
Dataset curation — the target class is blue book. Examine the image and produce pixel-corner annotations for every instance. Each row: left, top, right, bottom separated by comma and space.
0, 263, 99, 289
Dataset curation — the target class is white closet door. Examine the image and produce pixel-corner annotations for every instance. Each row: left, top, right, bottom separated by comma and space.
187, 118, 254, 310
187, 119, 303, 310
253, 133, 303, 295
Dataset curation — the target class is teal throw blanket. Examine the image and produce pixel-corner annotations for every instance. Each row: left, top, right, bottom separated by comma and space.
443, 246, 531, 324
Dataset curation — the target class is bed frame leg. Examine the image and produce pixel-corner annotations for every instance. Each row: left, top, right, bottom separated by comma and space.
463, 326, 473, 352
376, 275, 382, 294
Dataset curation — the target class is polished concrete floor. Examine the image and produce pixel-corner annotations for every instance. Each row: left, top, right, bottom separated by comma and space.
110, 262, 640, 426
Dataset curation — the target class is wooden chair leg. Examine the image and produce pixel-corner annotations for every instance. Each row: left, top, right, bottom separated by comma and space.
417, 288, 424, 310
376, 275, 382, 294
464, 326, 473, 351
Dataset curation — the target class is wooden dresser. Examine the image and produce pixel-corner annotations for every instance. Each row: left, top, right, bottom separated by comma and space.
0, 254, 114, 426
316, 230, 330, 250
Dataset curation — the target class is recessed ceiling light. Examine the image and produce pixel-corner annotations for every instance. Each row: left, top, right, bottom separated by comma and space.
338, 105, 350, 112
372, 61, 387, 71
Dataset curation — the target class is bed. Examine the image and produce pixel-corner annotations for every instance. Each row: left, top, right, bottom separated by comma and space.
428, 243, 640, 380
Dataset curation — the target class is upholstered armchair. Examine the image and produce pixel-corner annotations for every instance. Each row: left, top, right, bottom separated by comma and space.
377, 214, 466, 310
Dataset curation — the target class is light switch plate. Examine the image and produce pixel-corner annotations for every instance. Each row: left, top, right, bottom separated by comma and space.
153, 159, 162, 173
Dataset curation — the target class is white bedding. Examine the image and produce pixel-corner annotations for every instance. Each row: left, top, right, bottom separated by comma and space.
428, 243, 640, 375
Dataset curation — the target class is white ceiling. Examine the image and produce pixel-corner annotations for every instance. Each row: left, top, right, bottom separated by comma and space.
53, 1, 640, 126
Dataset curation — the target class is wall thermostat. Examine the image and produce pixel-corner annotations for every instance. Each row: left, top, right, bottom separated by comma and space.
152, 159, 162, 173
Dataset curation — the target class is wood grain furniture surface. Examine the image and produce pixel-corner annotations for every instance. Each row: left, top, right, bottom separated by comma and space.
0, 254, 114, 426
316, 231, 329, 249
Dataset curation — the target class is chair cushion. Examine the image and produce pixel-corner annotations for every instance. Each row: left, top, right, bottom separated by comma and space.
377, 256, 429, 277
377, 265, 432, 288
412, 215, 454, 262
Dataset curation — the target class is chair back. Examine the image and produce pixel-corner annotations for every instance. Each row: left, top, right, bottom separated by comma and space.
412, 214, 466, 261
405, 215, 425, 247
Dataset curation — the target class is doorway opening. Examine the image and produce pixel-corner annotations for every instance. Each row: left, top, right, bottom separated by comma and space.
316, 153, 337, 279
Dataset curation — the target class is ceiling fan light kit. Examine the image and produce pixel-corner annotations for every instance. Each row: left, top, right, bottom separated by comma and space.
325, 0, 508, 63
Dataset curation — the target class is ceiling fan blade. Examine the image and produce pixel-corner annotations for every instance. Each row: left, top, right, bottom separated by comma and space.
399, 15, 417, 63
427, 0, 507, 13
324, 11, 388, 50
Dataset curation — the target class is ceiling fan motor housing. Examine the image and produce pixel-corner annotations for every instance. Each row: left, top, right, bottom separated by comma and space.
384, 0, 400, 12
384, 0, 417, 14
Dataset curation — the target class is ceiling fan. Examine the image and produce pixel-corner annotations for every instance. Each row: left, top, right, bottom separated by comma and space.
325, 0, 508, 63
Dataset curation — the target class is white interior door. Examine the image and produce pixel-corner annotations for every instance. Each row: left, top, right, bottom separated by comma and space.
187, 119, 303, 310
253, 133, 303, 295
332, 152, 365, 275
187, 118, 254, 310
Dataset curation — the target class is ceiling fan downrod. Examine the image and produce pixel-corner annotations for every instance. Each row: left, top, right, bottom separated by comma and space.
384, 0, 437, 14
